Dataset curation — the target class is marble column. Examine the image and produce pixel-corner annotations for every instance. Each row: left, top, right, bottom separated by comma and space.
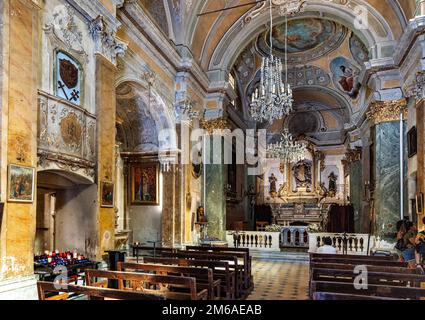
95, 54, 118, 259
366, 100, 408, 237
201, 117, 230, 241
346, 149, 363, 233
205, 160, 226, 241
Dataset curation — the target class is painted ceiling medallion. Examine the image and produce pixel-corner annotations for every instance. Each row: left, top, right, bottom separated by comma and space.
256, 18, 348, 63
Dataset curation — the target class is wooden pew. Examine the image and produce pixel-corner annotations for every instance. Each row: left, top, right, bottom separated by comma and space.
310, 253, 397, 261
311, 280, 425, 300
185, 246, 253, 291
313, 292, 401, 300
85, 269, 208, 300
132, 246, 175, 262
167, 250, 247, 298
143, 257, 236, 300
311, 268, 425, 289
310, 262, 420, 275
310, 256, 407, 268
37, 281, 165, 300
117, 262, 221, 300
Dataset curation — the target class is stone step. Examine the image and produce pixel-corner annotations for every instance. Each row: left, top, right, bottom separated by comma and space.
250, 250, 309, 263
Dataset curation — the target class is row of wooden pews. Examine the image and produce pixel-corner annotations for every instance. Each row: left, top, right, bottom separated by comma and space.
37, 245, 253, 301
309, 253, 425, 300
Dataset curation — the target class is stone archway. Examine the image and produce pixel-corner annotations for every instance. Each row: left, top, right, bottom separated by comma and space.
36, 170, 97, 258
115, 81, 180, 247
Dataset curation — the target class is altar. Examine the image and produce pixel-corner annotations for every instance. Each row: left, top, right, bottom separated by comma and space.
271, 202, 323, 226
258, 140, 345, 228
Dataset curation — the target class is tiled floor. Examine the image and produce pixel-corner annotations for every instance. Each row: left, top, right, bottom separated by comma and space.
247, 259, 310, 300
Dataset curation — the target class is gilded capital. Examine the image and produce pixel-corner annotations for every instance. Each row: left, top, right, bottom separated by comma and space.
366, 99, 408, 125
345, 147, 362, 163
200, 117, 231, 134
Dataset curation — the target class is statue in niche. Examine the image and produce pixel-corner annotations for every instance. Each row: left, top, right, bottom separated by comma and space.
269, 173, 278, 197
293, 161, 312, 192
328, 172, 338, 197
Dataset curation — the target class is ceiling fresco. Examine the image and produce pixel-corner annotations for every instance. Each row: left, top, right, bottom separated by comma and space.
330, 56, 362, 100
256, 18, 348, 63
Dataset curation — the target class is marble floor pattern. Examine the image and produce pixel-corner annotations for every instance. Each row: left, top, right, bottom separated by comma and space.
247, 259, 310, 300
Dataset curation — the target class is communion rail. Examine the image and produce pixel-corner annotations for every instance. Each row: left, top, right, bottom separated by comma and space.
309, 233, 375, 255
280, 226, 309, 248
226, 231, 280, 251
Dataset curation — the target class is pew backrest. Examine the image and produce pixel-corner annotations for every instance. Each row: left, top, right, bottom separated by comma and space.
85, 269, 203, 300
37, 281, 165, 300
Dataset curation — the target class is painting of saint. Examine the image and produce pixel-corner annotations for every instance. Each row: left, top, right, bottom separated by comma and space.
292, 161, 312, 191
101, 182, 114, 208
331, 57, 362, 99
8, 165, 35, 203
131, 163, 159, 205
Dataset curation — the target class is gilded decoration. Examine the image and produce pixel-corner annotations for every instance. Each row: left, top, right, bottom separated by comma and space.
345, 147, 362, 163
366, 99, 408, 125
60, 113, 83, 149
200, 117, 231, 134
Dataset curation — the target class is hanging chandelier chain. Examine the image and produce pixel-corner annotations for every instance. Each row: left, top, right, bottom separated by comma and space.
249, 0, 293, 124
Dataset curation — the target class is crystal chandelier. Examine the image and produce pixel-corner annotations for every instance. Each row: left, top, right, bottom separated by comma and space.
267, 129, 306, 163
250, 0, 293, 123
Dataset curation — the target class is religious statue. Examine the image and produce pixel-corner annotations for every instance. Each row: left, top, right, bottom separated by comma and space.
244, 184, 259, 224
197, 206, 207, 223
293, 161, 312, 191
269, 173, 278, 197
328, 172, 338, 197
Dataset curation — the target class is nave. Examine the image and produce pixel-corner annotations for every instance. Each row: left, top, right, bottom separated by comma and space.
2, 0, 425, 302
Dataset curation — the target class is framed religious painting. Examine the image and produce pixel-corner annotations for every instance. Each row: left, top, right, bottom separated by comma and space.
407, 126, 417, 158
101, 181, 114, 208
417, 193, 424, 215
130, 163, 160, 206
7, 164, 35, 203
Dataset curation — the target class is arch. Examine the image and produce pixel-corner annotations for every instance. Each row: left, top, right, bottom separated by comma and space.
115, 80, 177, 153
37, 169, 93, 187
208, 2, 396, 79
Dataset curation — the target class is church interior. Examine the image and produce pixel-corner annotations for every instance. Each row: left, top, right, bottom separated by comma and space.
1, 0, 425, 301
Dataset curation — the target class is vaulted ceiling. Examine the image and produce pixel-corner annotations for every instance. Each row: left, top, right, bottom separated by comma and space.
134, 0, 417, 146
